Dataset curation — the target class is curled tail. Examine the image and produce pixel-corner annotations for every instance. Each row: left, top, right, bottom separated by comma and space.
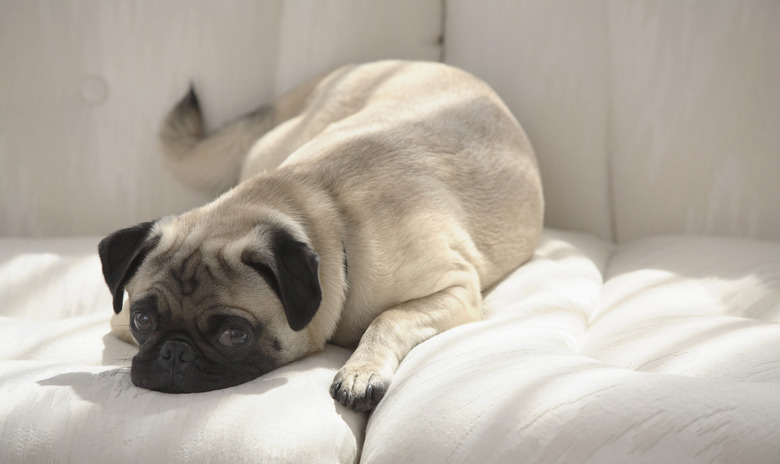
159, 76, 321, 193
159, 86, 276, 192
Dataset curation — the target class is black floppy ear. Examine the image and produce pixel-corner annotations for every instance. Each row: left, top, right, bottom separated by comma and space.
98, 221, 159, 314
243, 229, 322, 331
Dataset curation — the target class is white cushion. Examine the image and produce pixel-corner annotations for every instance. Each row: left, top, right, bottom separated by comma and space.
0, 237, 366, 464
0, 238, 110, 320
445, 0, 780, 243
607, 2, 780, 242
445, 1, 613, 240
4, 232, 780, 462
0, 0, 442, 236
362, 231, 780, 463
584, 236, 780, 380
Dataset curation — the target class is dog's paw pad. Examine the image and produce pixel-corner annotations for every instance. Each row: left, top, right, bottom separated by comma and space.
330, 367, 391, 412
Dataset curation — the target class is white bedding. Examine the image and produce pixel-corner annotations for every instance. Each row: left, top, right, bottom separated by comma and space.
2, 230, 779, 463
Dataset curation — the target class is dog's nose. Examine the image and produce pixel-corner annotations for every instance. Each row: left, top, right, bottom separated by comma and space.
159, 340, 195, 368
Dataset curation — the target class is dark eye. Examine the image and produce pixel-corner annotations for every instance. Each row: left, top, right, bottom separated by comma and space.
132, 311, 155, 334
218, 328, 248, 347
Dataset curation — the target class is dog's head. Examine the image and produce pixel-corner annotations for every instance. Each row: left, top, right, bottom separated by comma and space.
98, 210, 323, 393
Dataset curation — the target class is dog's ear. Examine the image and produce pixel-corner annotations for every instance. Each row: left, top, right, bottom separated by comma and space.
98, 221, 159, 314
242, 228, 322, 331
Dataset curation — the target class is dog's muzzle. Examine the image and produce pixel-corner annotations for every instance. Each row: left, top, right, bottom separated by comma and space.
159, 339, 196, 371
131, 337, 202, 393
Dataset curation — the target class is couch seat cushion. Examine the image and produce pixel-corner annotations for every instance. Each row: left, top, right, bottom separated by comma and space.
362, 232, 780, 463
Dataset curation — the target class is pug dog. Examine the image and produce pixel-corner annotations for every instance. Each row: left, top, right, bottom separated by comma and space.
99, 60, 543, 412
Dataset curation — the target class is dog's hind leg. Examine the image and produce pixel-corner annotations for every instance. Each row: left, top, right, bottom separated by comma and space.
330, 279, 483, 412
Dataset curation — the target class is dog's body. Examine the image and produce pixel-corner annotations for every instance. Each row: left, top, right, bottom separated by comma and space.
100, 60, 543, 411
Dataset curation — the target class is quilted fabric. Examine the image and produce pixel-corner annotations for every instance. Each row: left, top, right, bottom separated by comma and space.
5, 231, 777, 463
362, 230, 780, 463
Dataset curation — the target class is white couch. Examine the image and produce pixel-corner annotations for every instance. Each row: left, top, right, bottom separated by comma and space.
2, 1, 779, 463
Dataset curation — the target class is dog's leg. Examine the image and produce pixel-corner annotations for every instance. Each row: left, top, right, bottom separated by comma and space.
330, 283, 482, 412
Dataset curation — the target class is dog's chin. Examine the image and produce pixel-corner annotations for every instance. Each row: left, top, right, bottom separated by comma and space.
130, 361, 264, 394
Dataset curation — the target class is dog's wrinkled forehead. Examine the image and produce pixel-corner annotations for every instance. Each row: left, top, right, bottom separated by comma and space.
133, 220, 242, 297
129, 213, 303, 298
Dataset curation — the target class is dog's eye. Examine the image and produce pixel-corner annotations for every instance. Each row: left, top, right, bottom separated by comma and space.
132, 311, 155, 334
218, 328, 248, 347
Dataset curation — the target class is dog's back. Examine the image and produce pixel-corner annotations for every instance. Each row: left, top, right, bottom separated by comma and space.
278, 61, 543, 285
161, 60, 542, 277
160, 59, 543, 340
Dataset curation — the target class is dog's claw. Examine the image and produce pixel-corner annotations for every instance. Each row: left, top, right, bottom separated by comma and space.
329, 381, 341, 398
330, 368, 391, 412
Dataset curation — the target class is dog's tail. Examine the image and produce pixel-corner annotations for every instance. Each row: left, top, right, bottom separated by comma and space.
159, 79, 319, 193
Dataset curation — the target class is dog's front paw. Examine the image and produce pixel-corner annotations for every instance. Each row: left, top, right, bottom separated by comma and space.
330, 364, 391, 412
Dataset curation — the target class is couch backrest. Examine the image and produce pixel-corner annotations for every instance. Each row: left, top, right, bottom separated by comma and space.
2, 0, 778, 243
445, 0, 780, 242
0, 0, 442, 237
